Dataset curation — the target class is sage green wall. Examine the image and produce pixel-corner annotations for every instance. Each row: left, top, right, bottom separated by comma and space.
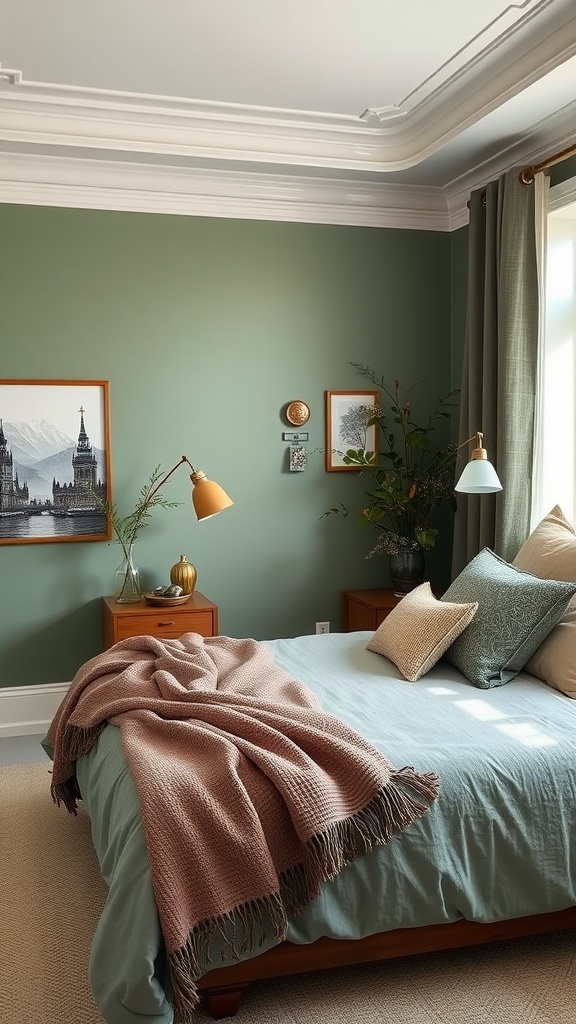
0, 204, 452, 687
550, 155, 576, 186
450, 226, 469, 395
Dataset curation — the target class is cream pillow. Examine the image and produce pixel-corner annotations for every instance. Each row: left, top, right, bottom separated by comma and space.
513, 505, 576, 697
526, 607, 576, 698
366, 582, 478, 682
513, 505, 576, 582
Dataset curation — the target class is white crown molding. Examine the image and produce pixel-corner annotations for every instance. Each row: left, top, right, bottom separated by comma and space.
1, 102, 573, 233
0, 62, 22, 85
0, 151, 450, 230
0, 82, 384, 173
0, 3, 575, 176
1, 3, 575, 234
381, 0, 576, 165
3, 91, 574, 234
0, 681, 69, 738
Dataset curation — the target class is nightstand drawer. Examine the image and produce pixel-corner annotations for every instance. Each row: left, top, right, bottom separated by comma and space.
115, 610, 215, 640
102, 593, 218, 649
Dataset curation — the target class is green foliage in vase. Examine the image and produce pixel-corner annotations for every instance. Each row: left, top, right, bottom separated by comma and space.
323, 363, 459, 556
98, 466, 181, 562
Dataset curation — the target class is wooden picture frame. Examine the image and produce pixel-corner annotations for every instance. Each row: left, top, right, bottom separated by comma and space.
0, 379, 111, 545
325, 390, 379, 471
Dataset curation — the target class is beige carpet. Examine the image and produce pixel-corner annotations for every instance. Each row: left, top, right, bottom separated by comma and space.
1, 762, 576, 1024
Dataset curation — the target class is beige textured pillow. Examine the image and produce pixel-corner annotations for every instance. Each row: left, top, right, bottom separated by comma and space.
526, 607, 576, 698
513, 505, 576, 582
513, 505, 576, 697
366, 582, 478, 682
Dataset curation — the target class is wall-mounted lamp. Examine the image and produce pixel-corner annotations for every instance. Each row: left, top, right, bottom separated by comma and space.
455, 432, 502, 494
146, 455, 234, 520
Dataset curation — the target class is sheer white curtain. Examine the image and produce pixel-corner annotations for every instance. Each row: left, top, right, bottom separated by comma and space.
532, 176, 576, 529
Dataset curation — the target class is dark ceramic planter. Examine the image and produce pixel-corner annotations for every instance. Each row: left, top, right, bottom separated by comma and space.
389, 548, 425, 596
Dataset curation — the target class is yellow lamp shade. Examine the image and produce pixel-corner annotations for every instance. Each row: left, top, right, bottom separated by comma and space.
191, 471, 234, 521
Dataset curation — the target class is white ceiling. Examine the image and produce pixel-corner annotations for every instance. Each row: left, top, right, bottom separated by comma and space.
0, 0, 557, 116
1, 0, 576, 229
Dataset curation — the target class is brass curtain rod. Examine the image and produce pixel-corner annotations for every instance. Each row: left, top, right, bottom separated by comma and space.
466, 138, 576, 207
519, 139, 576, 185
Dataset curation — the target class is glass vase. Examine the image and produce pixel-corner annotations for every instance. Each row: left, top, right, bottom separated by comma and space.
389, 548, 425, 597
114, 545, 141, 604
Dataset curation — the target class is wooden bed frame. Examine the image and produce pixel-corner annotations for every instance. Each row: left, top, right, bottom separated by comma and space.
198, 905, 576, 1017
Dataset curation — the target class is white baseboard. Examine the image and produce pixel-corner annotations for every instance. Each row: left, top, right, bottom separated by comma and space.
0, 682, 70, 738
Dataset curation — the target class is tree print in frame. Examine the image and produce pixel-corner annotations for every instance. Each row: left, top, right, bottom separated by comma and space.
325, 390, 379, 471
0, 379, 111, 545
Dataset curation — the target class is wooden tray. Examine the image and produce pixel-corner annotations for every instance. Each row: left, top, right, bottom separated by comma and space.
143, 592, 191, 607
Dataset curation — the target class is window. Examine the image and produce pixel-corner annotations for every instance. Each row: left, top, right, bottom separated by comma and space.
532, 180, 576, 528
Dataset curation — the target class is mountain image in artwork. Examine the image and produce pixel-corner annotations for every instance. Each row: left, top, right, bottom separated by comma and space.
3, 418, 74, 464
2, 419, 106, 502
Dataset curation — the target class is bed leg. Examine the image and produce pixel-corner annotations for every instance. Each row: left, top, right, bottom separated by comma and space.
202, 982, 250, 1018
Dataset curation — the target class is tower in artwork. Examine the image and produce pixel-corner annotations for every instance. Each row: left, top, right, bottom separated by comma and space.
52, 407, 106, 511
0, 419, 29, 511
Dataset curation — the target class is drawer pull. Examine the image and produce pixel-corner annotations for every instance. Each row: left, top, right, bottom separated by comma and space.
158, 620, 175, 626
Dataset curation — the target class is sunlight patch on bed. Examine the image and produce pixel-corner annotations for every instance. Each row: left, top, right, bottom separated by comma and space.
496, 722, 557, 748
426, 686, 459, 696
453, 699, 507, 721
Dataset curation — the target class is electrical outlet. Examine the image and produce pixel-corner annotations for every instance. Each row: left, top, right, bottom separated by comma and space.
315, 621, 330, 634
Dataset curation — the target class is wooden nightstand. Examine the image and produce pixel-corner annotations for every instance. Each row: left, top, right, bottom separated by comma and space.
102, 592, 219, 650
342, 589, 405, 632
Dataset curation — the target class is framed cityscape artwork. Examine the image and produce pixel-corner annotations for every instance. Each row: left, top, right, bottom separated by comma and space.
0, 379, 111, 545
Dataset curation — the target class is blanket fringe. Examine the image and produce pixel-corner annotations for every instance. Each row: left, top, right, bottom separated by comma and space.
51, 722, 106, 814
170, 892, 290, 1022
284, 767, 440, 913
169, 765, 439, 1022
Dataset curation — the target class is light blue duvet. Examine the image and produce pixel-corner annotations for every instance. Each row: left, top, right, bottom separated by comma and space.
74, 632, 576, 1024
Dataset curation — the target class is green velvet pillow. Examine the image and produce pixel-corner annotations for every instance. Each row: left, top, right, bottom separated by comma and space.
441, 548, 576, 689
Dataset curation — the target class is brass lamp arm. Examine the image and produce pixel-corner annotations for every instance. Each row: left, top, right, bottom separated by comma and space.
457, 431, 483, 452
456, 431, 489, 461
138, 455, 233, 522
144, 456, 196, 504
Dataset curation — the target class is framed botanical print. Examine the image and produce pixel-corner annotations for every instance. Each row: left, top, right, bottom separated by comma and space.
325, 390, 379, 471
0, 379, 111, 545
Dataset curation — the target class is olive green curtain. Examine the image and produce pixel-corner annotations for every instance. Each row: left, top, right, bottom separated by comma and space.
452, 168, 539, 577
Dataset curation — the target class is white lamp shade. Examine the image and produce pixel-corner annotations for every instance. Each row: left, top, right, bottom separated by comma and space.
455, 458, 503, 494
191, 471, 234, 520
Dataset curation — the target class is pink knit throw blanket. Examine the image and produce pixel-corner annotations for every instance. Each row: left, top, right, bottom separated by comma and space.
47, 632, 439, 1022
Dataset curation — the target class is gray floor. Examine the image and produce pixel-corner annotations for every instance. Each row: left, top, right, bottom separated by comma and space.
0, 733, 49, 765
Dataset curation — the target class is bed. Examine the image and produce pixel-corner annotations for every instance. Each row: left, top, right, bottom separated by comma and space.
61, 626, 576, 1024
45, 508, 576, 1024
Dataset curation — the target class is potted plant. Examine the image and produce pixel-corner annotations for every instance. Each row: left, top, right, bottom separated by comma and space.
324, 363, 459, 593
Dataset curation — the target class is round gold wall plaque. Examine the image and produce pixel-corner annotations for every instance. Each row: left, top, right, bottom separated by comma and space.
285, 400, 310, 426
